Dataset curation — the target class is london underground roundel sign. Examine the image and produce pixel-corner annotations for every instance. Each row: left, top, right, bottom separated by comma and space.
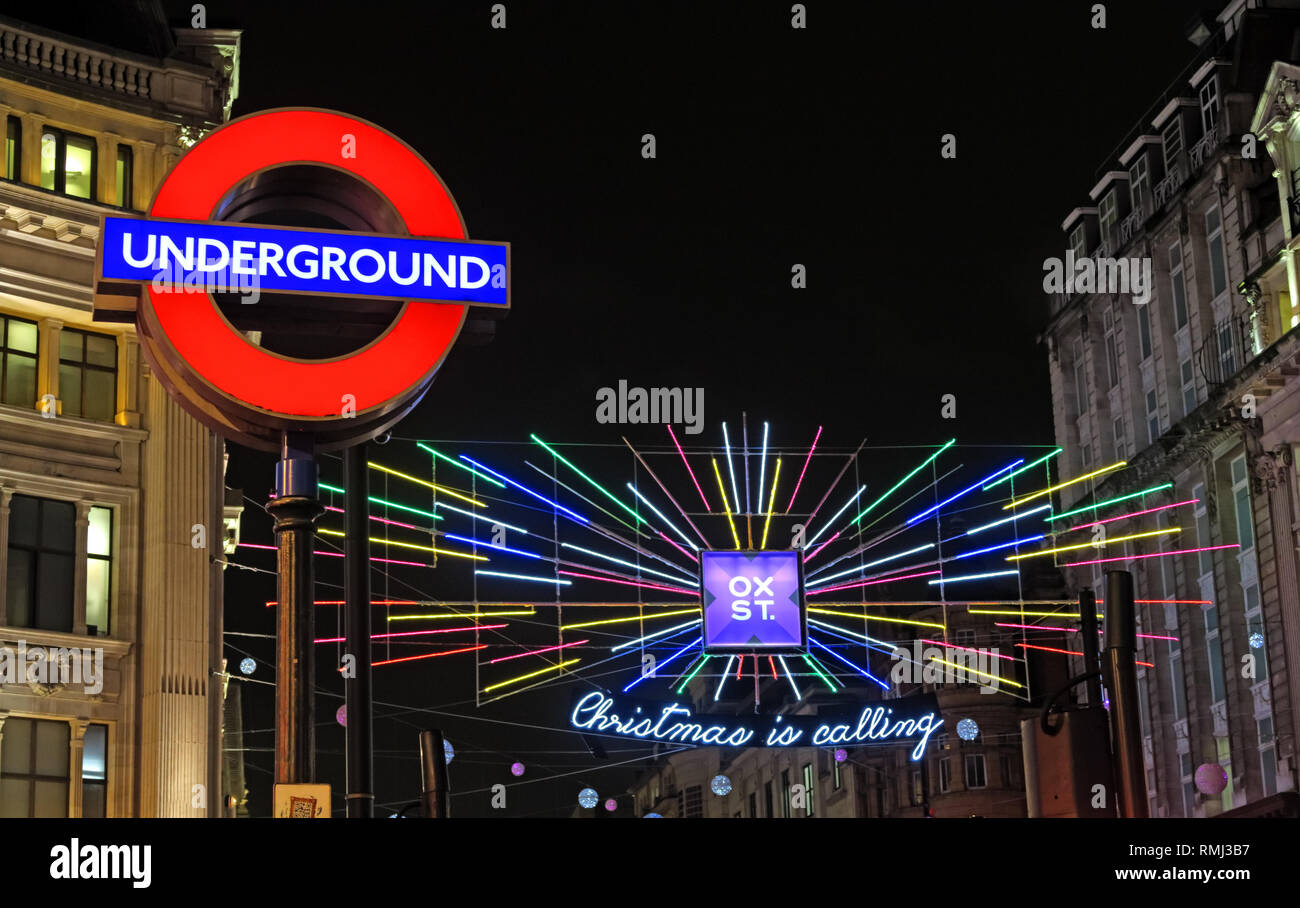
93, 108, 510, 451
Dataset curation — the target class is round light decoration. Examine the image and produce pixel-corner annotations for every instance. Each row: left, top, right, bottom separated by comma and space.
604, 798, 618, 812
578, 788, 599, 809
239, 657, 256, 675
444, 739, 455, 764
335, 705, 347, 727
956, 718, 980, 741
104, 109, 509, 451
1194, 763, 1228, 796
1249, 632, 1265, 650
510, 762, 525, 777
834, 748, 848, 763
711, 774, 732, 796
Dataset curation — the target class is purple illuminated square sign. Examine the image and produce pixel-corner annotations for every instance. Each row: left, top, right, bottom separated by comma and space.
700, 550, 806, 653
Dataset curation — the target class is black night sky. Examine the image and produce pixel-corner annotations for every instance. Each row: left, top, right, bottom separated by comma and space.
11, 0, 1223, 817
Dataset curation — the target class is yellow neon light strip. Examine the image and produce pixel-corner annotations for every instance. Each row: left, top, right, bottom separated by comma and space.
560, 608, 700, 631
928, 656, 1024, 689
760, 457, 782, 549
316, 527, 487, 562
1006, 527, 1178, 561
369, 462, 484, 506
807, 608, 945, 629
1002, 461, 1125, 510
483, 658, 581, 692
712, 457, 741, 549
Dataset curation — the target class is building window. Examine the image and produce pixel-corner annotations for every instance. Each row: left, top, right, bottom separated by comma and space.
1180, 358, 1197, 415
0, 717, 70, 817
5, 495, 76, 632
1113, 416, 1126, 460
748, 791, 757, 818
781, 770, 791, 818
1245, 585, 1267, 680
82, 724, 107, 819
4, 116, 19, 181
1231, 456, 1254, 552
1205, 205, 1228, 299
802, 763, 815, 817
764, 780, 774, 818
1146, 390, 1160, 445
1170, 646, 1187, 721
40, 126, 96, 200
1081, 442, 1092, 469
59, 327, 118, 421
1129, 154, 1150, 215
1180, 752, 1196, 817
1000, 754, 1013, 788
1098, 190, 1118, 248
1103, 308, 1120, 389
1199, 75, 1220, 134
1169, 242, 1188, 329
964, 753, 986, 789
1073, 340, 1087, 417
1258, 717, 1278, 796
909, 767, 922, 805
1, 313, 39, 408
115, 145, 133, 209
1137, 302, 1152, 360
1069, 224, 1087, 261
86, 506, 113, 636
939, 758, 952, 793
683, 784, 702, 818
1162, 117, 1183, 172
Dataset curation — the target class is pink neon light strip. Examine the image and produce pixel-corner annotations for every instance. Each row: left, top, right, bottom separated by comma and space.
993, 622, 1177, 642
804, 531, 839, 563
785, 426, 822, 513
555, 569, 697, 596
736, 655, 744, 679
660, 531, 698, 563
487, 639, 590, 664
315, 623, 507, 644
1058, 499, 1199, 535
324, 506, 424, 533
667, 424, 711, 511
918, 638, 1016, 661
1015, 642, 1154, 668
372, 644, 487, 667
805, 569, 941, 596
1063, 543, 1239, 567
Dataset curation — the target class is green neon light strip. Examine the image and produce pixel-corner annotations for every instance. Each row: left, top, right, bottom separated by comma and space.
531, 434, 648, 526
802, 655, 838, 692
983, 447, 1062, 491
675, 655, 710, 693
417, 443, 506, 487
1046, 483, 1174, 523
850, 439, 955, 527
318, 483, 444, 521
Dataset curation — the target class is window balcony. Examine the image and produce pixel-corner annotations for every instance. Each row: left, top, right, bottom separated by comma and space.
1195, 313, 1256, 392
1189, 122, 1221, 171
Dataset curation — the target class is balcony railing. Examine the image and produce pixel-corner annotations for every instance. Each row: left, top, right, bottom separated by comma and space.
1189, 123, 1221, 171
1196, 313, 1257, 391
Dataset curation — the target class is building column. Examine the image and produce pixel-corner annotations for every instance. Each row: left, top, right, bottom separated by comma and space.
0, 487, 12, 603
0, 712, 8, 786
1260, 447, 1300, 789
18, 112, 41, 187
36, 318, 61, 416
115, 333, 141, 428
73, 500, 90, 637
97, 132, 118, 206
68, 718, 87, 818
133, 139, 155, 211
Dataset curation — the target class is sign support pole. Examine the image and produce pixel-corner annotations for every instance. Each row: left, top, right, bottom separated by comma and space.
270, 431, 324, 785
1103, 569, 1148, 818
345, 443, 375, 817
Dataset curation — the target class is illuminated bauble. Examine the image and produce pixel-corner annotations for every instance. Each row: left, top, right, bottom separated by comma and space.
444, 740, 454, 764
578, 788, 599, 808
834, 748, 848, 763
644, 812, 662, 818
956, 718, 979, 741
336, 705, 347, 727
239, 657, 256, 675
1194, 763, 1228, 796
511, 762, 525, 777
604, 799, 617, 812
711, 774, 732, 796
1250, 633, 1265, 649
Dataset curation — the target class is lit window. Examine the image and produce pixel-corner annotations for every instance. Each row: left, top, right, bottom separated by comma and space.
4, 116, 19, 181
1, 314, 38, 407
0, 717, 70, 817
5, 495, 76, 632
115, 144, 132, 209
86, 506, 113, 636
40, 127, 96, 200
82, 724, 107, 818
59, 328, 118, 421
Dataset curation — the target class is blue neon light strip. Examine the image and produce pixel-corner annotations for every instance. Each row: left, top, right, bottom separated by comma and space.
623, 636, 703, 692
906, 459, 1023, 525
952, 535, 1044, 560
443, 533, 543, 560
809, 637, 889, 690
459, 456, 589, 524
